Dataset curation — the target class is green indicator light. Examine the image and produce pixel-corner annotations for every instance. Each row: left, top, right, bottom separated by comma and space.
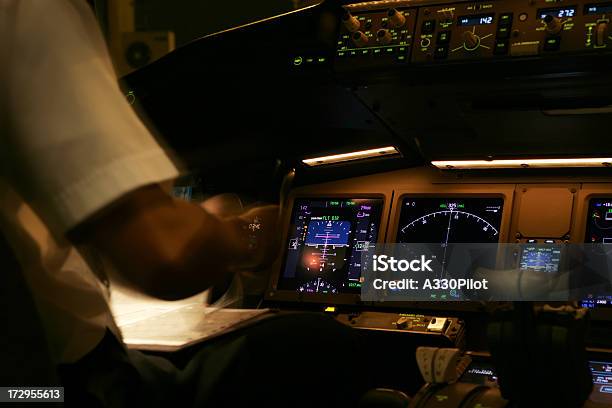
458, 204, 465, 209
330, 201, 340, 206
346, 201, 356, 206
440, 204, 447, 208
126, 91, 136, 105
293, 56, 303, 66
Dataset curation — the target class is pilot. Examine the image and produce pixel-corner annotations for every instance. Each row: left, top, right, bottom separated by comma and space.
0, 1, 367, 406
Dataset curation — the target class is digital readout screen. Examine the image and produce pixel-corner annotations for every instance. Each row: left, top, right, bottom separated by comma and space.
457, 13, 495, 26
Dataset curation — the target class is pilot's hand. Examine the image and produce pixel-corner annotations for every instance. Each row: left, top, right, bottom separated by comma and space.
236, 204, 281, 272
199, 193, 244, 218
199, 197, 280, 271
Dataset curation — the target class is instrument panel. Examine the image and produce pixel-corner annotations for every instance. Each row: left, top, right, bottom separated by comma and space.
266, 168, 612, 314
334, 0, 612, 69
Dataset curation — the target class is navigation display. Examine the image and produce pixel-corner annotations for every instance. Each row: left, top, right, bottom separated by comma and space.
582, 198, 612, 309
585, 198, 612, 244
396, 197, 504, 244
278, 197, 383, 295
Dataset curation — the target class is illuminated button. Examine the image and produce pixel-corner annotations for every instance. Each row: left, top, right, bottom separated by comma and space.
305, 57, 315, 64
498, 13, 513, 28
359, 49, 371, 56
497, 26, 510, 39
316, 56, 327, 63
434, 45, 448, 59
422, 20, 436, 34
437, 30, 451, 44
544, 36, 561, 51
385, 47, 396, 55
373, 48, 383, 56
493, 40, 509, 55
396, 54, 408, 62
337, 50, 347, 57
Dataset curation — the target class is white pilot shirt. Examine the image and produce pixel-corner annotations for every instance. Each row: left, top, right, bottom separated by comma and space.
0, 0, 179, 363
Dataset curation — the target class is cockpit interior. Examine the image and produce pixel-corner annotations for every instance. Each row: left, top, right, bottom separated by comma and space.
5, 0, 612, 406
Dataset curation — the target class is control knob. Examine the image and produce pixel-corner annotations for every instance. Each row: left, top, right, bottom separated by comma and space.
352, 31, 369, 47
377, 29, 392, 45
386, 8, 406, 28
463, 30, 480, 50
597, 21, 609, 47
394, 316, 412, 330
543, 14, 563, 35
342, 11, 361, 32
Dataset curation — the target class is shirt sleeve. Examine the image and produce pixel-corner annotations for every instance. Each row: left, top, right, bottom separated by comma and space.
3, 0, 179, 236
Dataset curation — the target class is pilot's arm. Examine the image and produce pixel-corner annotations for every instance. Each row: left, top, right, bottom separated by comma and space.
2, 0, 278, 300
